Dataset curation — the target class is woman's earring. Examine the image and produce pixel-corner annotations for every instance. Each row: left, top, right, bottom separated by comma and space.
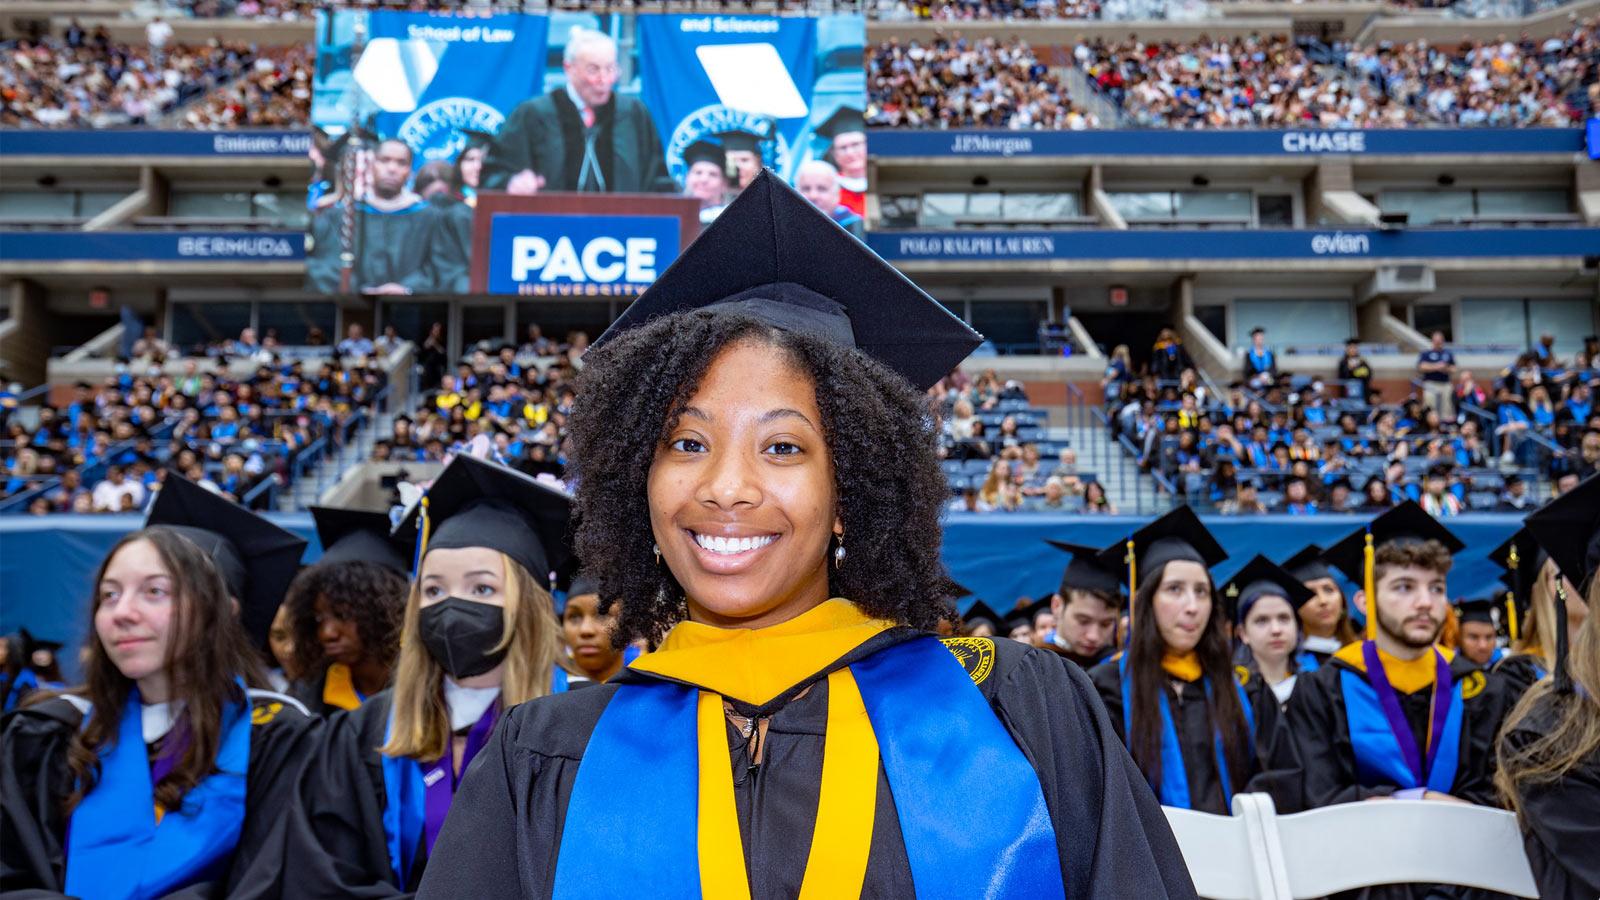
833, 536, 846, 570
653, 543, 661, 567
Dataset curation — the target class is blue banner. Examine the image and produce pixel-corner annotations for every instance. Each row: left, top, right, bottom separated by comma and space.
0, 131, 310, 157
0, 513, 1524, 681
0, 231, 305, 263
869, 128, 1587, 159
485, 213, 680, 296
314, 10, 548, 169
869, 227, 1600, 262
638, 14, 863, 185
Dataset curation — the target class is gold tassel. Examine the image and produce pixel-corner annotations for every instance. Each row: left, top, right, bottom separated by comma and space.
412, 495, 431, 572
1363, 532, 1376, 641
1505, 543, 1520, 642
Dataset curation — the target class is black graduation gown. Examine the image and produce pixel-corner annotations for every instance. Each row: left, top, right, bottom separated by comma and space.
288, 667, 356, 720
415, 631, 1197, 899
0, 690, 317, 899
306, 200, 440, 295
1497, 693, 1600, 900
278, 690, 423, 899
1043, 641, 1113, 671
479, 91, 675, 194
1273, 653, 1510, 813
1489, 653, 1546, 704
1087, 658, 1283, 815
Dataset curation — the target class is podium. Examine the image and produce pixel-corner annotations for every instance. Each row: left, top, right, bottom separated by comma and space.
469, 192, 702, 296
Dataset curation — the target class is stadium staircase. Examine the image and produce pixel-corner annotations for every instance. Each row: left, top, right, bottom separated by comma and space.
1058, 65, 1126, 128
1062, 388, 1174, 516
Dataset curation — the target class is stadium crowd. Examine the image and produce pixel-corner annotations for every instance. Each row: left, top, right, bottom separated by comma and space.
865, 19, 1599, 130
1101, 329, 1600, 515
0, 331, 389, 515
370, 324, 580, 483
866, 35, 1104, 129
0, 31, 307, 128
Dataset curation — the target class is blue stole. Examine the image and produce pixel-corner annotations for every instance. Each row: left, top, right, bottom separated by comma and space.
1118, 655, 1256, 810
1248, 349, 1274, 374
379, 671, 569, 890
1487, 647, 1506, 668
3, 668, 38, 711
64, 684, 251, 900
1294, 650, 1321, 673
1338, 664, 1464, 793
550, 636, 1064, 899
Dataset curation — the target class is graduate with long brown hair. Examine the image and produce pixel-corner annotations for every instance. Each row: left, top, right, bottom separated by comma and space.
0, 477, 315, 898
1088, 508, 1281, 814
1496, 473, 1600, 900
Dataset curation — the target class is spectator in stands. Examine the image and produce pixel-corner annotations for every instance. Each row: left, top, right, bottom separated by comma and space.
1417, 330, 1457, 420
1498, 473, 1534, 511
1102, 345, 1133, 404
1419, 464, 1463, 517
145, 16, 173, 63
1495, 385, 1532, 465
1337, 339, 1372, 398
1151, 328, 1192, 381
1283, 476, 1317, 515
1243, 327, 1276, 390
1082, 480, 1115, 514
1219, 478, 1267, 515
91, 465, 145, 512
1359, 475, 1392, 511
337, 324, 375, 359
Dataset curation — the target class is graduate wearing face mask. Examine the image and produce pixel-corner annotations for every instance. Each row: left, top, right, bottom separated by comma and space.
280, 454, 572, 897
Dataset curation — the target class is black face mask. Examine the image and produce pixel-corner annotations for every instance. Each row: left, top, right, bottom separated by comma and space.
419, 597, 508, 679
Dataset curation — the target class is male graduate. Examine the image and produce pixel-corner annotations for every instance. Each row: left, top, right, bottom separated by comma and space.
1043, 540, 1122, 669
1452, 598, 1504, 669
481, 28, 674, 195
1278, 501, 1513, 821
306, 137, 442, 295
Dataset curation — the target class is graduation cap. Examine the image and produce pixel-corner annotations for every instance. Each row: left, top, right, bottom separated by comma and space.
1001, 596, 1048, 637
1324, 500, 1464, 641
1094, 505, 1227, 599
1281, 543, 1336, 585
393, 454, 573, 590
329, 123, 382, 162
815, 104, 865, 141
1045, 540, 1122, 600
310, 505, 409, 574
1219, 554, 1313, 624
567, 573, 599, 599
1453, 597, 1497, 627
591, 170, 982, 392
961, 599, 1002, 635
458, 128, 495, 154
1523, 472, 1600, 595
683, 139, 728, 173
1488, 528, 1541, 644
1522, 473, 1600, 695
145, 475, 308, 649
715, 126, 768, 155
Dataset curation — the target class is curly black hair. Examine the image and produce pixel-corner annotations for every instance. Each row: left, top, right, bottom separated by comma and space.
284, 560, 409, 677
568, 308, 958, 646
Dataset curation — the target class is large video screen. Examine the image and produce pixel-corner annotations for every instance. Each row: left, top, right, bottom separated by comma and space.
307, 10, 867, 296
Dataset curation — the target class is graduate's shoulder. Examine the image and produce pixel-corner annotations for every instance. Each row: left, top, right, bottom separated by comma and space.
500, 683, 621, 760
246, 687, 313, 727
1, 692, 88, 739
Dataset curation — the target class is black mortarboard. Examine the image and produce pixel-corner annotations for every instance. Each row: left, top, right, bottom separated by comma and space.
393, 454, 572, 589
683, 139, 728, 173
1523, 472, 1600, 595
310, 505, 409, 574
1454, 597, 1496, 626
815, 105, 865, 140
592, 170, 982, 391
458, 128, 494, 153
1488, 528, 1541, 644
1281, 543, 1335, 584
1323, 500, 1465, 584
1095, 506, 1227, 597
145, 475, 308, 648
1324, 500, 1463, 641
1220, 554, 1314, 623
962, 599, 1002, 634
1046, 540, 1123, 599
715, 127, 767, 155
567, 573, 599, 599
330, 123, 382, 162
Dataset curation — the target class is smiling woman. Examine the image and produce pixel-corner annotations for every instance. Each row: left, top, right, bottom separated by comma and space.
415, 172, 1197, 900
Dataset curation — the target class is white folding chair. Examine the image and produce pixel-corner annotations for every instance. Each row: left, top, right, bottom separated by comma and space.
1264, 798, 1539, 899
1162, 798, 1285, 900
